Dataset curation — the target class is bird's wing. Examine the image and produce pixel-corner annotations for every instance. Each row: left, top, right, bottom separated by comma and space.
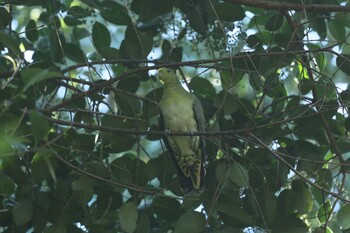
158, 111, 193, 194
191, 96, 206, 193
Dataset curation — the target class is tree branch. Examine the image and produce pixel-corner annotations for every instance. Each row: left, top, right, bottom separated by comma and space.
43, 105, 336, 137
226, 0, 350, 12
282, 11, 346, 168
249, 132, 350, 205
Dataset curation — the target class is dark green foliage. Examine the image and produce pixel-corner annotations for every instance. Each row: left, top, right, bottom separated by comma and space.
0, 1, 349, 232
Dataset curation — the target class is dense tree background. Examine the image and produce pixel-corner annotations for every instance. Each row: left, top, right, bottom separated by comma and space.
1, 0, 350, 232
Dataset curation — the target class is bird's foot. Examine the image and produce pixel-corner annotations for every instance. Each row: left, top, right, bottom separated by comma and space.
164, 129, 172, 135
187, 129, 196, 136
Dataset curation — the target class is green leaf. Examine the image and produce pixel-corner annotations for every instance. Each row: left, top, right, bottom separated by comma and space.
100, 122, 138, 153
217, 201, 254, 227
265, 14, 284, 31
0, 176, 15, 196
291, 179, 313, 214
92, 22, 111, 53
73, 27, 90, 41
299, 78, 315, 95
168, 47, 183, 61
117, 76, 140, 93
294, 113, 328, 146
49, 29, 64, 62
183, 7, 207, 35
177, 28, 187, 41
0, 31, 20, 55
328, 18, 346, 42
135, 213, 150, 233
336, 54, 350, 75
0, 138, 12, 158
214, 92, 239, 115
214, 227, 244, 233
98, 47, 121, 59
345, 117, 350, 131
272, 215, 309, 233
310, 16, 326, 40
276, 189, 297, 217
337, 205, 350, 230
220, 70, 243, 90
228, 162, 249, 187
189, 77, 216, 97
29, 111, 51, 141
94, 184, 123, 211
315, 169, 332, 192
246, 34, 262, 49
31, 152, 57, 183
120, 25, 153, 60
67, 6, 91, 18
153, 196, 183, 221
32, 204, 48, 232
262, 187, 277, 224
119, 202, 138, 233
131, 0, 174, 20
101, 1, 131, 25
63, 43, 85, 63
275, 32, 293, 48
214, 3, 245, 22
63, 15, 81, 26
43, 224, 67, 233
53, 179, 70, 201
114, 93, 141, 115
317, 200, 332, 224
12, 199, 33, 225
161, 39, 171, 59
110, 157, 133, 182
68, 93, 87, 109
72, 176, 94, 191
315, 78, 337, 100
22, 68, 63, 91
174, 211, 206, 233
143, 87, 163, 118
0, 7, 11, 28
2, 157, 28, 185
25, 19, 38, 42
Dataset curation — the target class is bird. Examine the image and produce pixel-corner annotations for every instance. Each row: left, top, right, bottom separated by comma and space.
157, 67, 206, 195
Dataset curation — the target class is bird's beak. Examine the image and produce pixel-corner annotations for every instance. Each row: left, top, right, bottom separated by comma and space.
157, 69, 165, 84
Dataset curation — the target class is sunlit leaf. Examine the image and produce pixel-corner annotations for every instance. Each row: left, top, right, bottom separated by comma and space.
337, 205, 350, 230
119, 202, 138, 233
22, 68, 63, 91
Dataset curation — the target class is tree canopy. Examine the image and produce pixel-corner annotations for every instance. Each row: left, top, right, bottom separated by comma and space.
1, 0, 350, 232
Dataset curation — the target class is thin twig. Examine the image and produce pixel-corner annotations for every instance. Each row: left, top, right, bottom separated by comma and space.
226, 0, 350, 12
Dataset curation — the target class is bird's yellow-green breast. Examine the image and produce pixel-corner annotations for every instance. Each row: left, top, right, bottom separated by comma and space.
157, 67, 206, 194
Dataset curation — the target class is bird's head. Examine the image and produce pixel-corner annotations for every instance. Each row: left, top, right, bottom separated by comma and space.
157, 68, 179, 85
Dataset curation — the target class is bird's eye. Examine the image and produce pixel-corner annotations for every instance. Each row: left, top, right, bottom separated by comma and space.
166, 70, 170, 73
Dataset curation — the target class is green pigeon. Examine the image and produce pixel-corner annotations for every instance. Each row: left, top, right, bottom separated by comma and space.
157, 67, 206, 194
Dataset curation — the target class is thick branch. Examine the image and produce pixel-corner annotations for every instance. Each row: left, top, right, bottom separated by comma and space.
44, 106, 335, 137
0, 47, 339, 80
226, 0, 350, 12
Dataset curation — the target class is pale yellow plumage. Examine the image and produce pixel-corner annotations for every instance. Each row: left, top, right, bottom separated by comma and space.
158, 68, 206, 194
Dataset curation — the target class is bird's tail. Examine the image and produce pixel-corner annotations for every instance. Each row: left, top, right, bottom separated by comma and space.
178, 159, 205, 195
